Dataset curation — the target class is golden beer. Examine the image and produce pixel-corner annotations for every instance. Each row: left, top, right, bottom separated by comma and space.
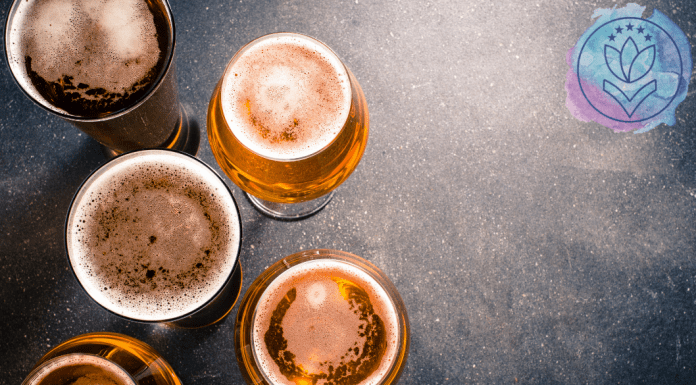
207, 33, 369, 204
235, 249, 409, 385
22, 333, 181, 385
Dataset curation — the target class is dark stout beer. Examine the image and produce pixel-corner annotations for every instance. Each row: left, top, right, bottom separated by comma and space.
5, 0, 189, 154
7, 0, 170, 117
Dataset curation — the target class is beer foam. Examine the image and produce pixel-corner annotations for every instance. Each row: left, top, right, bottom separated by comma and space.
66, 151, 241, 321
221, 34, 352, 160
25, 354, 135, 385
252, 260, 400, 385
7, 0, 163, 116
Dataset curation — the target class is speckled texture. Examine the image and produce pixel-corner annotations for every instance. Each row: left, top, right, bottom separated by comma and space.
1, 0, 695, 384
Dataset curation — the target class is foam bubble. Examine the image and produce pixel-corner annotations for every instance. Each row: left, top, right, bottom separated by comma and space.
66, 151, 241, 321
252, 260, 400, 385
221, 34, 352, 160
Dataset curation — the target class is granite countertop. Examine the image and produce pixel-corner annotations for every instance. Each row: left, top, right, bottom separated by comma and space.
1, 0, 695, 383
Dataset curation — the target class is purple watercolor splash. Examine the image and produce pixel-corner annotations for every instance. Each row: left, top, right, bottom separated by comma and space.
565, 4, 692, 133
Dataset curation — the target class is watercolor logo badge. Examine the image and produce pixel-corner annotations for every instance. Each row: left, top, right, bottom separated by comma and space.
566, 4, 692, 133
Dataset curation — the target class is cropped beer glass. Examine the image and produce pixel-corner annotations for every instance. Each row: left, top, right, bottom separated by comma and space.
207, 33, 369, 219
5, 0, 199, 156
65, 150, 242, 328
235, 249, 410, 385
22, 332, 181, 385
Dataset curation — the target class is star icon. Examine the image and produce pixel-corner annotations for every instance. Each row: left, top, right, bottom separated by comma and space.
645, 33, 652, 41
615, 26, 623, 34
608, 33, 616, 41
637, 25, 645, 34
626, 23, 634, 31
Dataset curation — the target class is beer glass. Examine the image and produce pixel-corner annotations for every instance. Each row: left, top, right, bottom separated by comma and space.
22, 332, 181, 385
65, 149, 242, 328
235, 249, 409, 385
5, 0, 199, 157
208, 33, 369, 219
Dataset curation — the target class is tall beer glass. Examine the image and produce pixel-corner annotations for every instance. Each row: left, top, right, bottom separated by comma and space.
22, 332, 181, 385
5, 0, 199, 156
208, 33, 369, 219
65, 149, 242, 328
235, 249, 409, 385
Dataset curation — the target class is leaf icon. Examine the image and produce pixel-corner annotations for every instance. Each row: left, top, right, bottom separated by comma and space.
620, 37, 639, 82
604, 45, 626, 82
628, 45, 655, 83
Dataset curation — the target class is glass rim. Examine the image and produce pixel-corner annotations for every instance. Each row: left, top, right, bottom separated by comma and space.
22, 353, 137, 385
3, 0, 177, 122
218, 32, 357, 163
63, 148, 243, 324
235, 248, 410, 385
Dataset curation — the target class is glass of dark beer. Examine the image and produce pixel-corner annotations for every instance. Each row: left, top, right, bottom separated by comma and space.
235, 249, 410, 385
65, 149, 243, 328
208, 33, 369, 220
5, 0, 198, 156
22, 332, 181, 385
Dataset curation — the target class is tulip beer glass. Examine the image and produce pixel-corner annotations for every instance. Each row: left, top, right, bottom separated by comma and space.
208, 33, 369, 219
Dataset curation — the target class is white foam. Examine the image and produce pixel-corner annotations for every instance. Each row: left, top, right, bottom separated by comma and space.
66, 151, 241, 321
96, 0, 155, 62
251, 259, 400, 385
221, 34, 352, 161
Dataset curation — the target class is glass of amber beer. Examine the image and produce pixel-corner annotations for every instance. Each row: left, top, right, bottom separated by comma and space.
22, 332, 181, 385
235, 249, 409, 385
65, 149, 243, 328
5, 0, 199, 156
207, 33, 369, 219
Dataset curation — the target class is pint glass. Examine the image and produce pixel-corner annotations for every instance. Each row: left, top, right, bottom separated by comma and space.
235, 249, 409, 385
208, 33, 369, 219
5, 0, 199, 156
22, 332, 181, 385
65, 150, 242, 328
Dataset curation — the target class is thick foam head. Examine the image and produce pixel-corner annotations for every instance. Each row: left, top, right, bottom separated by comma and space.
6, 0, 166, 117
24, 354, 135, 385
252, 259, 400, 385
66, 151, 241, 322
221, 34, 352, 160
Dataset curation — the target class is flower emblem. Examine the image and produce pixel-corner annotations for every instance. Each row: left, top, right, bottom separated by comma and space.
602, 37, 657, 117
565, 5, 691, 133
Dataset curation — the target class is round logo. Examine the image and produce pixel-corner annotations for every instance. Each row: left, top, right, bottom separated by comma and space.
576, 17, 683, 123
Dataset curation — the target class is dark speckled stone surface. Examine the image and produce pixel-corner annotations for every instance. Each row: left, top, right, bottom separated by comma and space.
2, 0, 696, 384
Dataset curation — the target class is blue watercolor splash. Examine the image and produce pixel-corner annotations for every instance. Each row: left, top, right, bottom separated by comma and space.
565, 4, 692, 133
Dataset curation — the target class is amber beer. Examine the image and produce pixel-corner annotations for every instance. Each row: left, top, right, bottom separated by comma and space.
235, 249, 409, 385
5, 0, 197, 155
207, 33, 369, 210
22, 333, 181, 385
65, 150, 242, 328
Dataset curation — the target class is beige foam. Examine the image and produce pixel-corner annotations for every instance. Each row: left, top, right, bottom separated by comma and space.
25, 354, 135, 385
66, 151, 240, 321
8, 0, 160, 106
221, 34, 352, 160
